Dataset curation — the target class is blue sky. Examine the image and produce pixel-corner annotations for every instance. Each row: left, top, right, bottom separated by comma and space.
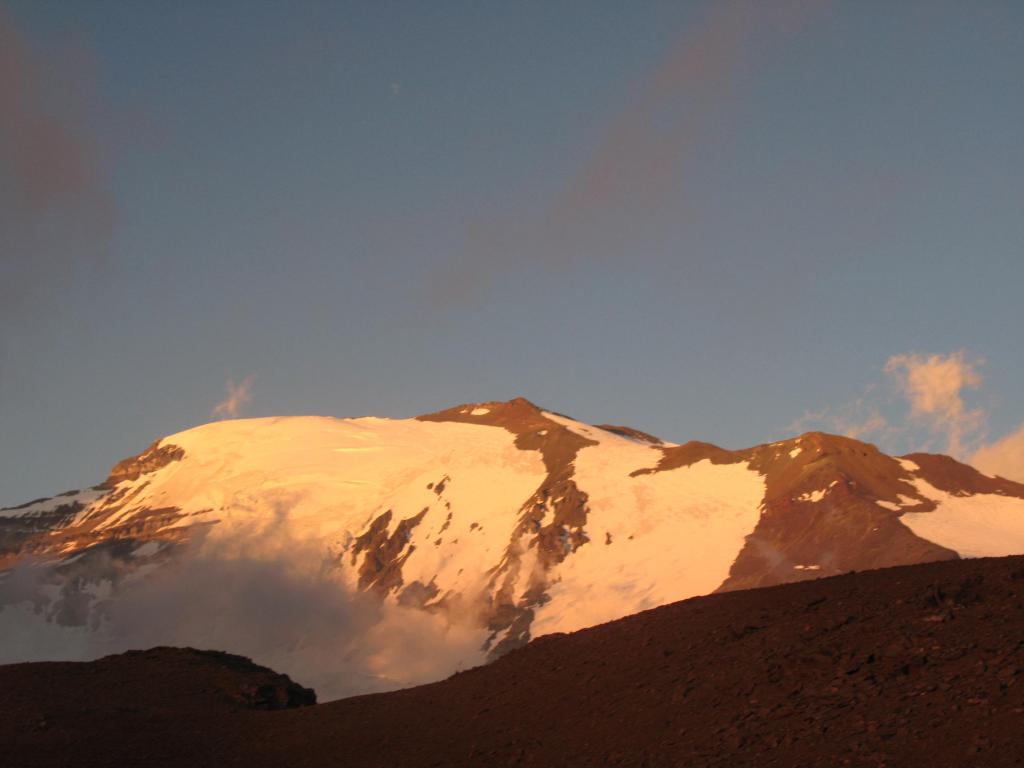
2, 1, 1023, 505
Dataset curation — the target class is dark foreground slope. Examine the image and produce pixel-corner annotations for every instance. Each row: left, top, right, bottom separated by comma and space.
0, 649, 315, 767
4, 557, 1024, 767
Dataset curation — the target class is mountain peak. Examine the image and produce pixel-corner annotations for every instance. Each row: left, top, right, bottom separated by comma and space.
5, 398, 1024, 698
416, 396, 550, 434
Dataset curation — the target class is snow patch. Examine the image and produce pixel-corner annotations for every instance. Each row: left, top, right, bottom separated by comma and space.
898, 458, 920, 473
901, 477, 1024, 558
542, 411, 608, 442
529, 425, 765, 637
66, 415, 548, 590
793, 564, 821, 571
799, 488, 828, 503
876, 494, 918, 512
469, 408, 490, 416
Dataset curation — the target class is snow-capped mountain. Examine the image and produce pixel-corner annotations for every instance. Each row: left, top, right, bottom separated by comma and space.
3, 397, 1024, 696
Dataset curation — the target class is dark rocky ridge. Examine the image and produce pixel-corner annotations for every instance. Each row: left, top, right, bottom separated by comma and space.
0, 439, 200, 615
0, 438, 192, 569
3, 556, 1024, 767
0, 498, 87, 569
102, 441, 186, 487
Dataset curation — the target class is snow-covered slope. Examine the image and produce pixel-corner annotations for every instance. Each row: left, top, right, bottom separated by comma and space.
3, 397, 1024, 697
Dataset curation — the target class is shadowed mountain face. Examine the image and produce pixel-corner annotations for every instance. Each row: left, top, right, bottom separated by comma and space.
2, 556, 1024, 768
2, 398, 1024, 696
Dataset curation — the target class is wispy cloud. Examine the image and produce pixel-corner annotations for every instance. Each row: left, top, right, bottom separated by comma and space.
0, 7, 113, 375
211, 375, 255, 419
788, 350, 999, 463
788, 384, 896, 444
433, 0, 828, 304
884, 351, 985, 457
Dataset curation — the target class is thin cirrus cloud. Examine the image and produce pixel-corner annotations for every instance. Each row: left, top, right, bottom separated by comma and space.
0, 7, 113, 371
787, 384, 896, 444
211, 375, 255, 420
434, 0, 829, 304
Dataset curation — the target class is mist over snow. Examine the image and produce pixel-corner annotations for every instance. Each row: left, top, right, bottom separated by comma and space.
0, 521, 487, 701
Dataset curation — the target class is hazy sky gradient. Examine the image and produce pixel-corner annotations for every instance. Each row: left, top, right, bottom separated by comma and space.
2, 1, 1023, 505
